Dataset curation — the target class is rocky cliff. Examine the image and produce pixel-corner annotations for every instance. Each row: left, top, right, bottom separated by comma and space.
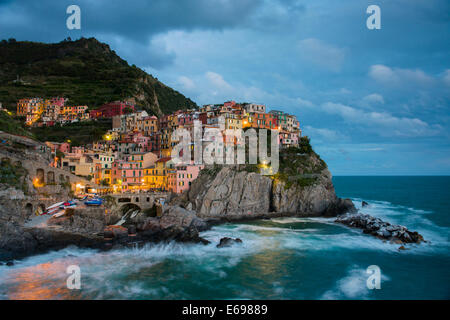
172, 141, 355, 221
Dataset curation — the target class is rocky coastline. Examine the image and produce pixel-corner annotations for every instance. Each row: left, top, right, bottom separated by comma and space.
0, 146, 424, 264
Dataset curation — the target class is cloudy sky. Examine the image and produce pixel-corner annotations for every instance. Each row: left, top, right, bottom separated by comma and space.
1, 0, 449, 175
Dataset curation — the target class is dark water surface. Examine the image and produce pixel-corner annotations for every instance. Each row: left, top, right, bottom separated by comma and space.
0, 176, 449, 299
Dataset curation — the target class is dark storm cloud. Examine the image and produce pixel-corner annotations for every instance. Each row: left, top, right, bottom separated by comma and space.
0, 0, 449, 174
0, 0, 262, 40
0, 0, 263, 67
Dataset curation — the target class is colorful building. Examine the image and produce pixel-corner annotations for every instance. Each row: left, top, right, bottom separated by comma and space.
167, 163, 204, 194
242, 112, 278, 130
143, 157, 173, 190
111, 160, 144, 192
90, 101, 135, 119
17, 98, 44, 125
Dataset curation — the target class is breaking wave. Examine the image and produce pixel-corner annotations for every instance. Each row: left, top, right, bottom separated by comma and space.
0, 197, 448, 299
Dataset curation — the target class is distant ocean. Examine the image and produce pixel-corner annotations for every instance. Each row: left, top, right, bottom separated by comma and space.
1, 176, 449, 300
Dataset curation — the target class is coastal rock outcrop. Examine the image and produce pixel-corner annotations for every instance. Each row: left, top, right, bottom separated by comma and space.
184, 166, 273, 219
335, 213, 425, 244
176, 164, 355, 221
48, 207, 119, 234
173, 141, 356, 220
137, 205, 210, 244
216, 237, 243, 248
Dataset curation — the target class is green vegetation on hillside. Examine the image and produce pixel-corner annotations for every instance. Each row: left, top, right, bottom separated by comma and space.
274, 137, 327, 188
0, 110, 34, 138
0, 158, 29, 193
31, 119, 112, 146
0, 37, 197, 115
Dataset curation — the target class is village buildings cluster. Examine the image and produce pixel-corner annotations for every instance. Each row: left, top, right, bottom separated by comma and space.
16, 98, 301, 194
16, 97, 89, 126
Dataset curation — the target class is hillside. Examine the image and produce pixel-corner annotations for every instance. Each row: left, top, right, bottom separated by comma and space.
0, 37, 197, 116
0, 111, 33, 138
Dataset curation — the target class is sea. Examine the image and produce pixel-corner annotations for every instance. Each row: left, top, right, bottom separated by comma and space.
0, 176, 449, 300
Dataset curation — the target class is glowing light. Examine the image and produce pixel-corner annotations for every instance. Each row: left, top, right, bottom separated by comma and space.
33, 178, 44, 188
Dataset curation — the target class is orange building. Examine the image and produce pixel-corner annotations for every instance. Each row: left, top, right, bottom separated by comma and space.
242, 112, 278, 130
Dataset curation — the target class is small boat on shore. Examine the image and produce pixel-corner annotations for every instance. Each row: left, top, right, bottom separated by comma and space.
60, 200, 77, 208
42, 201, 65, 215
42, 200, 77, 216
53, 209, 66, 218
85, 198, 103, 206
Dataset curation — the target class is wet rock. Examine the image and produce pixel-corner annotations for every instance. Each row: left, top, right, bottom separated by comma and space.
104, 225, 128, 239
336, 213, 425, 244
217, 237, 243, 248
137, 205, 210, 244
6, 261, 14, 266
362, 201, 369, 207
398, 245, 406, 251
128, 225, 136, 235
184, 164, 355, 220
103, 230, 114, 240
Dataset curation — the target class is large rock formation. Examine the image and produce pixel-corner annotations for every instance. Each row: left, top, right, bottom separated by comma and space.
174, 162, 355, 221
184, 166, 273, 219
170, 141, 356, 221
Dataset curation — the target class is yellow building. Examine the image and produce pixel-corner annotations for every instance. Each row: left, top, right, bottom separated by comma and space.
127, 152, 158, 170
143, 157, 173, 190
141, 116, 159, 135
223, 112, 242, 130
17, 98, 44, 125
159, 127, 173, 158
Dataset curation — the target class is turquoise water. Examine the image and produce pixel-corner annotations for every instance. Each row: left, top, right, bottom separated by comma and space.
0, 176, 449, 299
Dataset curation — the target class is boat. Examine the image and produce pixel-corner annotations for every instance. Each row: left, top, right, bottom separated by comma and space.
53, 209, 66, 218
85, 198, 103, 206
63, 200, 77, 207
42, 201, 65, 215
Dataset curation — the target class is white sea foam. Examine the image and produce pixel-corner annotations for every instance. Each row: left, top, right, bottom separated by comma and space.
0, 195, 447, 300
320, 265, 390, 300
352, 198, 450, 250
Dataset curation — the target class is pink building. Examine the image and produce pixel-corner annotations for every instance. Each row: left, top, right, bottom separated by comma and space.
112, 160, 143, 191
135, 136, 152, 153
279, 131, 299, 148
168, 163, 204, 194
71, 146, 85, 155
223, 100, 236, 108
47, 97, 66, 107
45, 141, 71, 153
